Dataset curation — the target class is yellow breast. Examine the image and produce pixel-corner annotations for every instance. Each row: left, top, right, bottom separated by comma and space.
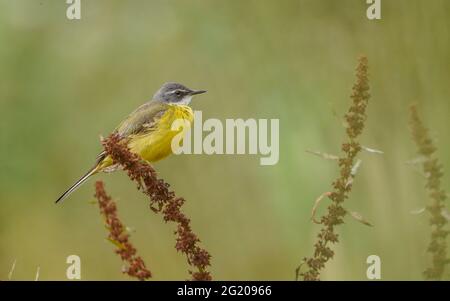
127, 104, 193, 163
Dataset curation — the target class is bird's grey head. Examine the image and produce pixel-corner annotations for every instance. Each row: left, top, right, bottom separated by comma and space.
153, 82, 206, 105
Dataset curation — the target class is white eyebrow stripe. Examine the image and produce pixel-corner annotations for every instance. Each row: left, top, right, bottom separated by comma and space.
168, 89, 190, 95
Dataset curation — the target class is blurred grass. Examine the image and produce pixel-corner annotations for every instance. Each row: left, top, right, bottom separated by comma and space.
0, 0, 449, 280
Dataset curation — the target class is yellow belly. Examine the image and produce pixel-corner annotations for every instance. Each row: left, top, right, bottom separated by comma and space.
129, 104, 193, 162
99, 104, 193, 170
128, 127, 184, 162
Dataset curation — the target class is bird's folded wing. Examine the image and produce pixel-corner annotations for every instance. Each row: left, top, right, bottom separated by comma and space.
115, 101, 169, 138
94, 101, 168, 165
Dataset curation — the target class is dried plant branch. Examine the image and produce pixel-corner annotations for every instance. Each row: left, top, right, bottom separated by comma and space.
311, 192, 333, 224
101, 134, 212, 281
306, 150, 340, 160
409, 105, 449, 280
7, 259, 16, 280
297, 56, 371, 281
361, 146, 384, 154
34, 266, 40, 281
95, 181, 152, 281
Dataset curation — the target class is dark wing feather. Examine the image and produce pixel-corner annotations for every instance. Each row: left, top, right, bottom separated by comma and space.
95, 101, 168, 164
115, 101, 169, 137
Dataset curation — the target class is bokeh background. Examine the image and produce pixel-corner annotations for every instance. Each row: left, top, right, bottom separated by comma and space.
0, 0, 449, 280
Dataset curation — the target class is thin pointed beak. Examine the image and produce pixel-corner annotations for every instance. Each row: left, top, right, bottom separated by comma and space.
190, 90, 207, 95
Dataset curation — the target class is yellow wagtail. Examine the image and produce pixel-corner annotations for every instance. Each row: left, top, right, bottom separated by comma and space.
56, 82, 206, 203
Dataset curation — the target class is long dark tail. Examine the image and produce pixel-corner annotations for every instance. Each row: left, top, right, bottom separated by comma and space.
55, 166, 98, 204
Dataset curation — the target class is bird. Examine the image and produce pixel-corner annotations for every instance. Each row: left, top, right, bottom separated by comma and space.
55, 82, 206, 203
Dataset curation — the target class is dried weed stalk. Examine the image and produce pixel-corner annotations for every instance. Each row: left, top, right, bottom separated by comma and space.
409, 105, 449, 280
95, 181, 152, 280
101, 134, 212, 281
297, 56, 371, 280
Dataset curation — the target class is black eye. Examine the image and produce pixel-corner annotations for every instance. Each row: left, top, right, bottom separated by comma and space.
175, 90, 181, 96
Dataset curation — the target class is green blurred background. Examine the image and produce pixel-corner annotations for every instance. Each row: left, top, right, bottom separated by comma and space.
0, 0, 449, 280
